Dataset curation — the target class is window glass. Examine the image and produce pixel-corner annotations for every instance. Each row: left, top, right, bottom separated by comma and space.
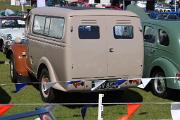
49, 17, 64, 39
17, 20, 25, 26
78, 25, 100, 39
44, 17, 51, 35
33, 15, 45, 34
95, 0, 100, 3
166, 14, 178, 20
144, 26, 156, 43
1, 20, 25, 28
2, 20, 17, 28
113, 25, 133, 39
159, 29, 169, 46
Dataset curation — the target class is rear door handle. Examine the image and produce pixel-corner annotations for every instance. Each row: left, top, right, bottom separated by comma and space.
109, 48, 114, 52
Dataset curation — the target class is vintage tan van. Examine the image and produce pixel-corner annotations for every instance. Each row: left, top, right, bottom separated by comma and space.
25, 7, 144, 102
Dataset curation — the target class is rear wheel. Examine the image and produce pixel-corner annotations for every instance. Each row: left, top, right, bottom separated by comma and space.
9, 55, 18, 83
39, 68, 55, 102
151, 70, 168, 98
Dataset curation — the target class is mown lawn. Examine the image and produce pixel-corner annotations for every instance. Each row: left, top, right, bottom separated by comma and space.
0, 52, 178, 120
0, 1, 31, 11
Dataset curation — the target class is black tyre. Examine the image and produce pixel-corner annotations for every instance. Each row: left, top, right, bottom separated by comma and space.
0, 41, 3, 52
151, 70, 168, 98
9, 55, 18, 83
39, 68, 55, 102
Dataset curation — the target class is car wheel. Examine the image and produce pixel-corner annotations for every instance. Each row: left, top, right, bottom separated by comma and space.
151, 70, 168, 98
39, 68, 55, 102
10, 55, 18, 83
0, 41, 3, 52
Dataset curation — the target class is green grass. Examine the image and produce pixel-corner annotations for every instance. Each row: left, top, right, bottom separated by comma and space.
0, 52, 176, 120
0, 5, 31, 11
0, 1, 31, 11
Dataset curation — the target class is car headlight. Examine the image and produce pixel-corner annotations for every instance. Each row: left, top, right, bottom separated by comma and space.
7, 34, 12, 40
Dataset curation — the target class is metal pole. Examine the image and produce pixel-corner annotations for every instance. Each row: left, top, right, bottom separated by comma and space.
123, 0, 125, 10
98, 94, 104, 120
175, 0, 177, 12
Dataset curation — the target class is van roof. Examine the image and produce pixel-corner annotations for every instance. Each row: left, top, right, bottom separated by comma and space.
31, 7, 139, 18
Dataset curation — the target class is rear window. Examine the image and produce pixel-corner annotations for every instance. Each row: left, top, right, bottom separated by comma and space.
113, 25, 133, 39
78, 25, 100, 39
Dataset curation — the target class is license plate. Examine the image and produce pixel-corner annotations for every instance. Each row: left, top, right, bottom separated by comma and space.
97, 81, 118, 90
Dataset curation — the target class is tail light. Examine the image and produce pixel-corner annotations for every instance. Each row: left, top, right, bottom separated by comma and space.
22, 52, 27, 57
129, 79, 141, 85
176, 73, 180, 80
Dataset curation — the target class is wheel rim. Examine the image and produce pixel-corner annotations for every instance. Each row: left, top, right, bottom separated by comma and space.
41, 76, 50, 98
154, 74, 166, 94
10, 60, 14, 79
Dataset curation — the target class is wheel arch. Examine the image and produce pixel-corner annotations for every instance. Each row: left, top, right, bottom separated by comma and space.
150, 66, 164, 77
37, 63, 47, 80
37, 57, 67, 92
149, 58, 178, 77
149, 57, 180, 89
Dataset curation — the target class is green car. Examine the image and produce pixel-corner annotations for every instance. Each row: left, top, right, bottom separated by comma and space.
128, 5, 180, 98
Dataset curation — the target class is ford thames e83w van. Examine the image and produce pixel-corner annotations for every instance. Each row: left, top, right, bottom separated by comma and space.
26, 7, 144, 102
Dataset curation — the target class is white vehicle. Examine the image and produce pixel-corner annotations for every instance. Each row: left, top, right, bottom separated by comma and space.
136, 1, 147, 8
0, 16, 25, 53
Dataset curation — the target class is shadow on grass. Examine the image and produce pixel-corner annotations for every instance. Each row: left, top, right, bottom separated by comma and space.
0, 61, 5, 64
143, 86, 180, 101
0, 87, 11, 104
30, 79, 143, 107
29, 77, 143, 107
52, 89, 143, 108
167, 89, 180, 101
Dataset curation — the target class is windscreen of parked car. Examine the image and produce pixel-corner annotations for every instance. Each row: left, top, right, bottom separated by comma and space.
113, 25, 133, 39
0, 19, 25, 28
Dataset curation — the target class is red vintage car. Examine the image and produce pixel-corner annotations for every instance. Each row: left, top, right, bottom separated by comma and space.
6, 38, 29, 83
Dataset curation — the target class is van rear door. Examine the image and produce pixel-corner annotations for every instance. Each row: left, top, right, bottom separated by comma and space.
71, 16, 143, 79
106, 16, 143, 77
71, 16, 108, 78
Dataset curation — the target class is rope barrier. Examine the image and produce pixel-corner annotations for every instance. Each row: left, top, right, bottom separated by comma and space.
0, 102, 180, 106
0, 76, 179, 86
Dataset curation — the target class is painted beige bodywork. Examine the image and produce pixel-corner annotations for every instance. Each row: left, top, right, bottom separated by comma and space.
26, 7, 144, 92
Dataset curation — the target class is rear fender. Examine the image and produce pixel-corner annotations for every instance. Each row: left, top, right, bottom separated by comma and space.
150, 58, 180, 89
11, 44, 28, 76
38, 57, 67, 92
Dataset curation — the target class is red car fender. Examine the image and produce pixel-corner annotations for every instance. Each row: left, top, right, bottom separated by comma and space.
11, 43, 29, 77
